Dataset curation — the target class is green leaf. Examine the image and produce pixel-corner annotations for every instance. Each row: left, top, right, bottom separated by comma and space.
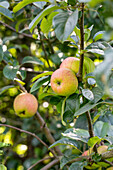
0, 7, 13, 21
49, 138, 78, 149
74, 87, 103, 117
0, 85, 15, 95
32, 71, 53, 82
33, 2, 47, 9
3, 65, 19, 80
88, 136, 102, 148
82, 89, 94, 101
0, 164, 7, 170
30, 76, 50, 93
94, 48, 113, 93
0, 142, 10, 148
0, 45, 3, 62
53, 9, 78, 42
60, 155, 78, 169
40, 12, 58, 34
63, 94, 80, 123
89, 0, 106, 7
13, 0, 50, 13
62, 128, 89, 143
22, 56, 44, 65
86, 49, 104, 55
93, 31, 105, 41
94, 121, 109, 138
84, 57, 95, 74
69, 162, 84, 170
0, 1, 9, 9
29, 5, 61, 32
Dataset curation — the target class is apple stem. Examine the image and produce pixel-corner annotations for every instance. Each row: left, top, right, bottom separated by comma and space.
77, 3, 84, 82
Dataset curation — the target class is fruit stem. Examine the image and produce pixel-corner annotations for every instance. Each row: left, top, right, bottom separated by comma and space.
77, 3, 84, 82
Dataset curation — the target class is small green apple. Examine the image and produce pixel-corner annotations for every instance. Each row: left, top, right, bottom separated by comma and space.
50, 68, 78, 96
13, 93, 38, 118
60, 57, 80, 74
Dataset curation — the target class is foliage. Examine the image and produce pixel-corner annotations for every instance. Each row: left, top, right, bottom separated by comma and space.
0, 0, 113, 169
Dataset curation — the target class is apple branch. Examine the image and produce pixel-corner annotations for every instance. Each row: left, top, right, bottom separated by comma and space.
0, 123, 56, 157
77, 3, 85, 82
35, 112, 63, 156
28, 156, 54, 170
40, 159, 60, 170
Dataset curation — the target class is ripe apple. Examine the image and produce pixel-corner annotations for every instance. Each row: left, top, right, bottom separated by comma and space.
60, 57, 80, 74
13, 93, 38, 118
50, 68, 78, 96
107, 167, 113, 170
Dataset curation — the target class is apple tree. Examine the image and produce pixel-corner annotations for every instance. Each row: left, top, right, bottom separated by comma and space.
0, 0, 113, 169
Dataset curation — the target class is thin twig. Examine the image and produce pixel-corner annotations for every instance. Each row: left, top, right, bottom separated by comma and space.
40, 159, 60, 170
77, 3, 84, 81
0, 123, 56, 157
86, 111, 97, 153
27, 156, 54, 170
102, 159, 113, 166
35, 112, 63, 156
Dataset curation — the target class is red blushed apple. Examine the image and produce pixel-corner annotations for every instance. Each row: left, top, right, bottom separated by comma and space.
50, 68, 78, 96
13, 93, 38, 118
60, 57, 80, 74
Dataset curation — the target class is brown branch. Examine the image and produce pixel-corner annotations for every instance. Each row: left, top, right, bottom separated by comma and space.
14, 80, 27, 93
0, 20, 34, 39
102, 159, 113, 166
86, 111, 97, 153
77, 3, 84, 82
27, 156, 54, 170
0, 123, 56, 157
40, 159, 60, 170
35, 112, 63, 156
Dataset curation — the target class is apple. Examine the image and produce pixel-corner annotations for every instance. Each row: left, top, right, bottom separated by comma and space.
60, 57, 80, 74
82, 145, 108, 156
13, 92, 38, 118
50, 68, 78, 96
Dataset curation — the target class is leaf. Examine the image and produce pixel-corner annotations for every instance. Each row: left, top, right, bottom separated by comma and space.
69, 162, 84, 170
84, 57, 95, 74
74, 87, 103, 117
86, 49, 104, 55
62, 128, 89, 143
0, 164, 7, 170
40, 12, 58, 34
30, 76, 50, 93
22, 56, 44, 65
0, 45, 3, 62
49, 138, 78, 149
88, 136, 102, 148
53, 9, 78, 42
0, 7, 13, 21
94, 48, 113, 92
13, 0, 50, 13
0, 1, 9, 9
82, 89, 94, 101
29, 5, 61, 32
87, 78, 96, 85
32, 71, 53, 82
0, 142, 10, 148
94, 121, 109, 138
63, 94, 80, 123
93, 31, 105, 41
3, 65, 19, 80
33, 2, 47, 9
60, 155, 78, 169
0, 85, 15, 95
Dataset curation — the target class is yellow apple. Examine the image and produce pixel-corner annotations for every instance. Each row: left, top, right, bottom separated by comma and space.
13, 93, 38, 118
50, 68, 78, 96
